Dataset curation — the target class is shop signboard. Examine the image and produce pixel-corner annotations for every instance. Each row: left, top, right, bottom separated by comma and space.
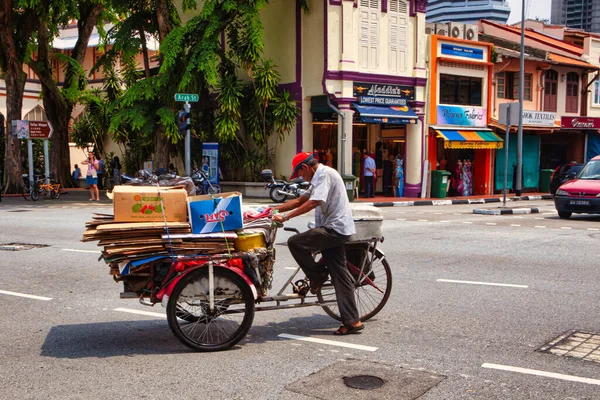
357, 96, 407, 106
11, 120, 53, 139
353, 82, 415, 101
522, 111, 556, 126
436, 105, 487, 127
561, 116, 600, 129
440, 43, 484, 60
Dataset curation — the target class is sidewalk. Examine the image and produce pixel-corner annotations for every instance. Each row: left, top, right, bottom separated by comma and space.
2, 188, 554, 208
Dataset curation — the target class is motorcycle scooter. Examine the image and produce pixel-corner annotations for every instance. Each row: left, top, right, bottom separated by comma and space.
259, 169, 310, 203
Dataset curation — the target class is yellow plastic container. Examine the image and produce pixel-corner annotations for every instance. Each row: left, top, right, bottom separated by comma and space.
235, 233, 267, 251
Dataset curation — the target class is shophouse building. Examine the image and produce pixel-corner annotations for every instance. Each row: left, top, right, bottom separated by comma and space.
478, 19, 600, 192
426, 34, 502, 196
262, 0, 429, 197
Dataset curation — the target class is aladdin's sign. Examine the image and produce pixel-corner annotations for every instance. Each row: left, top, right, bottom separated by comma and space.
436, 105, 487, 127
353, 82, 415, 100
561, 116, 600, 129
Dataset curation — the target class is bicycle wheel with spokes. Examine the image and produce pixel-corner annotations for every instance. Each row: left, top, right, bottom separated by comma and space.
50, 188, 60, 199
167, 267, 255, 352
30, 187, 40, 201
317, 244, 392, 322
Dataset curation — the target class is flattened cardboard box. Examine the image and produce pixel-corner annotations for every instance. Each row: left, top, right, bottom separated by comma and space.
113, 186, 188, 222
188, 192, 243, 234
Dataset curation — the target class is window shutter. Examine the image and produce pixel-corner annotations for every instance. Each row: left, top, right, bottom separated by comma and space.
388, 0, 407, 73
359, 0, 381, 70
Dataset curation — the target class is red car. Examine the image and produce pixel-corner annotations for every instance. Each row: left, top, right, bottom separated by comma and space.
554, 155, 600, 219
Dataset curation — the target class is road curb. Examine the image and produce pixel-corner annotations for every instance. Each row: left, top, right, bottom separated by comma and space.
365, 194, 553, 208
472, 207, 541, 215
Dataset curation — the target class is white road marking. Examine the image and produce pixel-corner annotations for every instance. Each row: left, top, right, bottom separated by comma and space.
587, 228, 600, 231
0, 290, 52, 301
62, 249, 101, 254
440, 220, 450, 223
510, 224, 521, 227
396, 218, 406, 221
560, 227, 573, 230
284, 267, 298, 270
486, 223, 496, 226
437, 279, 528, 288
462, 221, 473, 224
278, 333, 377, 352
535, 217, 545, 220
482, 363, 600, 386
535, 226, 546, 228
114, 308, 166, 318
513, 216, 524, 219
417, 219, 428, 222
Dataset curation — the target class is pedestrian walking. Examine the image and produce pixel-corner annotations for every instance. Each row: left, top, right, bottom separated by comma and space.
272, 152, 362, 336
112, 156, 122, 186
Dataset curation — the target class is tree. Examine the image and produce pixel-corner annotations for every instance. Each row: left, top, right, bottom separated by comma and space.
0, 1, 39, 193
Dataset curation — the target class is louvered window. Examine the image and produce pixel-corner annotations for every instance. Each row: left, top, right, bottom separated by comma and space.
388, 0, 408, 73
359, 0, 380, 70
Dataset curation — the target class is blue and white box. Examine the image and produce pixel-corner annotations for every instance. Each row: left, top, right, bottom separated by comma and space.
188, 192, 243, 234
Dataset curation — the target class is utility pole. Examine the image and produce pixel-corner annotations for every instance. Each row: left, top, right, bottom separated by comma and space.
516, 0, 525, 196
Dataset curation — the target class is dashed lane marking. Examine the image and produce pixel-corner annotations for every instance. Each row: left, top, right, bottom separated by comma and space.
440, 220, 450, 223
437, 279, 528, 289
486, 223, 497, 225
114, 308, 166, 318
417, 219, 428, 222
510, 224, 521, 227
482, 363, 600, 386
535, 226, 546, 228
0, 290, 52, 301
462, 222, 473, 224
561, 227, 573, 230
62, 249, 102, 254
278, 333, 378, 352
587, 228, 600, 231
396, 218, 406, 221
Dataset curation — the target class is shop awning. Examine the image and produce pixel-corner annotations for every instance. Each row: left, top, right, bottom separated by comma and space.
435, 129, 504, 149
353, 103, 418, 125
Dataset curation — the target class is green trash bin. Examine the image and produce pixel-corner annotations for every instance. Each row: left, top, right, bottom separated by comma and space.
431, 170, 451, 198
539, 169, 554, 193
342, 174, 356, 202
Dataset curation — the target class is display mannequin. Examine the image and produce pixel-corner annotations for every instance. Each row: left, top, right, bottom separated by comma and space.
395, 156, 404, 197
453, 160, 464, 196
465, 159, 473, 196
325, 149, 333, 167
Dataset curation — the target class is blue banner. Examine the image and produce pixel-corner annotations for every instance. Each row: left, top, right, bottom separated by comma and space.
441, 43, 484, 60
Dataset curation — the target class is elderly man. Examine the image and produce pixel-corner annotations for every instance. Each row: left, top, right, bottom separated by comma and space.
272, 152, 363, 335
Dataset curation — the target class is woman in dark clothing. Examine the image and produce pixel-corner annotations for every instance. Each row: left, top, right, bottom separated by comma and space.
112, 156, 122, 185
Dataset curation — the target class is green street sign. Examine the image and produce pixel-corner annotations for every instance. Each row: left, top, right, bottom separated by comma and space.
174, 93, 199, 102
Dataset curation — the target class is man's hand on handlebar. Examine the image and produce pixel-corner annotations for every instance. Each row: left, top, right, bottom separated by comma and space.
272, 214, 286, 223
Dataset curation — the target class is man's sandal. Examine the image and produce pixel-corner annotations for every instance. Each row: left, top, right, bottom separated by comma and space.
333, 324, 364, 335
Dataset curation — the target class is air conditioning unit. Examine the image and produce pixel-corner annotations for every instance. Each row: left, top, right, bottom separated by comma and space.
464, 24, 479, 41
425, 22, 436, 35
449, 22, 465, 39
435, 23, 449, 36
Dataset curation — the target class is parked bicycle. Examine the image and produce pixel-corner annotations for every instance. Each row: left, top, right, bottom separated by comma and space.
22, 173, 61, 201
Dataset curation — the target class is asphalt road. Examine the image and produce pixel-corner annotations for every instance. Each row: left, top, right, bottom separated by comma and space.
1, 195, 599, 399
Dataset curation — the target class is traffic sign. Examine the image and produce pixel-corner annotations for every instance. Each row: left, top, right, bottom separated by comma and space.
174, 93, 199, 102
11, 120, 53, 139
29, 121, 53, 139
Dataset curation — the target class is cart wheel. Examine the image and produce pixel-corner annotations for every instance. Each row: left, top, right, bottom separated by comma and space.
317, 246, 392, 322
167, 267, 255, 352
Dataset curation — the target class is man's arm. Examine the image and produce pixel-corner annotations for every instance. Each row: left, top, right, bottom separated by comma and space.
272, 195, 320, 222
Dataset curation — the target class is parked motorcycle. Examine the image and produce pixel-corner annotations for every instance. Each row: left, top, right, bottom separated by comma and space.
259, 169, 310, 203
191, 169, 221, 195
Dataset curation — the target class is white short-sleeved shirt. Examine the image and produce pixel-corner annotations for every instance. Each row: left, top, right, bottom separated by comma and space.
304, 164, 356, 236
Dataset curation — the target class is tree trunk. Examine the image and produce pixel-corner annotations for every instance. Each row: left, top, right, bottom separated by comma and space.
2, 70, 25, 193
154, 125, 170, 171
139, 26, 151, 78
42, 86, 72, 186
155, 0, 172, 42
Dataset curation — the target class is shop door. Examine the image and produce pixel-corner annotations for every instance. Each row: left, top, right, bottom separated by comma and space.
543, 70, 558, 112
473, 150, 491, 195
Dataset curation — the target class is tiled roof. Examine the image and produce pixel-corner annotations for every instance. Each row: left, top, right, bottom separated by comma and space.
481, 20, 584, 56
548, 53, 600, 70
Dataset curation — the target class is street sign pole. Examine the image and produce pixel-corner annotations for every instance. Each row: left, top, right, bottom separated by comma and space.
43, 139, 50, 184
184, 102, 191, 177
28, 139, 34, 189
503, 106, 512, 207
516, 0, 525, 196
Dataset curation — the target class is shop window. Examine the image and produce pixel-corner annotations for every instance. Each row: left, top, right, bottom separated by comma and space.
543, 69, 558, 112
594, 80, 600, 106
497, 72, 532, 100
388, 0, 408, 73
439, 74, 482, 106
565, 72, 579, 113
359, 0, 380, 70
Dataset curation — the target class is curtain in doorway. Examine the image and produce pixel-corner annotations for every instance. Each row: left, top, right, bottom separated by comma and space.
494, 135, 540, 191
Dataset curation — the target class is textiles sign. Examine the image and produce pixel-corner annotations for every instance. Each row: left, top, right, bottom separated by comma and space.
353, 82, 415, 103
561, 116, 600, 129
436, 105, 487, 127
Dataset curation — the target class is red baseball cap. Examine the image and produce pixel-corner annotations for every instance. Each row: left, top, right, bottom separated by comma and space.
290, 152, 314, 179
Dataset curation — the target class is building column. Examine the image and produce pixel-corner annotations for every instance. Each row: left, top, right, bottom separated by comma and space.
404, 120, 423, 197
337, 105, 354, 176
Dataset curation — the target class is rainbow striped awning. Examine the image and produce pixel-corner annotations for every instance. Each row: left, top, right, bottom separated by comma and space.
435, 129, 504, 149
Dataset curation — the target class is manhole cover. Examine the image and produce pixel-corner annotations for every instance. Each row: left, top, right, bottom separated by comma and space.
343, 375, 385, 390
538, 330, 600, 363
0, 243, 49, 251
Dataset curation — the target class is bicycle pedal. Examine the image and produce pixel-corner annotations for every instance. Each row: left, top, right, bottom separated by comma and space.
293, 279, 310, 296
